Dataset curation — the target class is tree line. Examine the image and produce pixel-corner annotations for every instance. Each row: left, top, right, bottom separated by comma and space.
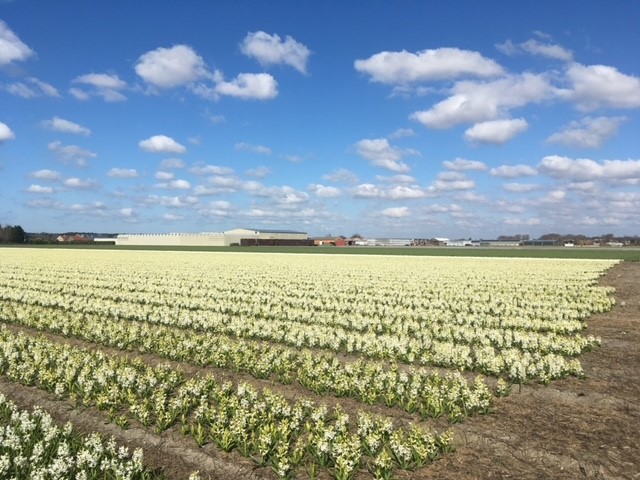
0, 225, 26, 243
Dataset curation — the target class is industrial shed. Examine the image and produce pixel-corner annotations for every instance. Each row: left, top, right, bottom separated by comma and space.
116, 233, 225, 247
115, 228, 308, 247
225, 228, 309, 246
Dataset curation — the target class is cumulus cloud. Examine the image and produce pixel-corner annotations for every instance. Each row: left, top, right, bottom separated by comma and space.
443, 158, 487, 171
160, 158, 186, 169
143, 195, 198, 208
545, 116, 626, 149
0, 122, 15, 143
241, 31, 311, 73
155, 179, 192, 190
26, 184, 54, 194
502, 182, 540, 192
322, 168, 359, 184
136, 44, 208, 88
48, 141, 96, 167
496, 38, 572, 61
155, 171, 174, 181
538, 155, 640, 182
0, 20, 34, 65
139, 135, 186, 154
246, 166, 270, 178
431, 171, 475, 191
72, 73, 127, 101
189, 164, 234, 176
235, 142, 272, 155
41, 117, 91, 136
214, 73, 278, 100
355, 138, 411, 173
30, 169, 62, 181
464, 118, 528, 144
564, 63, 640, 111
308, 184, 341, 198
411, 73, 553, 129
162, 213, 184, 221
490, 164, 538, 178
63, 177, 98, 189
107, 168, 139, 178
351, 183, 429, 200
381, 206, 410, 218
387, 128, 415, 139
5, 77, 59, 98
354, 48, 503, 84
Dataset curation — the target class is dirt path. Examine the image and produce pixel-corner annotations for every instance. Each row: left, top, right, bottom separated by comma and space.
424, 261, 640, 480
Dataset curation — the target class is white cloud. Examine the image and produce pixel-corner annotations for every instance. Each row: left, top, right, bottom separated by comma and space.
41, 117, 91, 136
381, 206, 410, 218
155, 171, 174, 180
322, 168, 359, 184
308, 184, 341, 198
241, 31, 311, 73
538, 155, 640, 182
411, 73, 554, 129
26, 184, 54, 194
235, 142, 272, 155
119, 208, 136, 218
545, 116, 626, 149
162, 213, 184, 221
387, 128, 415, 139
5, 77, 59, 98
31, 169, 62, 181
72, 73, 127, 102
496, 38, 572, 61
503, 182, 540, 192
376, 174, 418, 184
160, 158, 186, 169
443, 158, 487, 171
135, 44, 208, 88
139, 135, 186, 154
490, 164, 538, 178
63, 177, 98, 189
144, 195, 198, 208
189, 164, 234, 176
354, 48, 503, 84
351, 183, 429, 200
199, 200, 232, 217
564, 63, 640, 111
107, 168, 139, 178
48, 141, 97, 167
464, 118, 528, 144
246, 166, 270, 178
0, 122, 15, 143
155, 179, 191, 190
0, 20, 34, 65
355, 138, 410, 173
214, 73, 278, 100
503, 217, 542, 226
252, 185, 309, 205
431, 171, 475, 191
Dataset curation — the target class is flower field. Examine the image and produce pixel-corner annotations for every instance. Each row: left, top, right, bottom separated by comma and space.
0, 248, 620, 479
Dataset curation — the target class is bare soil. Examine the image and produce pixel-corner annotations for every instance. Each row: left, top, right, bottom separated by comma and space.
1, 261, 639, 479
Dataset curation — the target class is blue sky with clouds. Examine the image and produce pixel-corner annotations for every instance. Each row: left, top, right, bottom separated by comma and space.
1, 1, 639, 238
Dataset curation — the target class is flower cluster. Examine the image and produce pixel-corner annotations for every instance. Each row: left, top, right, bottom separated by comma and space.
0, 249, 618, 383
0, 327, 453, 478
0, 393, 160, 479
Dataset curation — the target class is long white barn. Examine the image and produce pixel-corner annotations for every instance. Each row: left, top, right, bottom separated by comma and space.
115, 228, 308, 247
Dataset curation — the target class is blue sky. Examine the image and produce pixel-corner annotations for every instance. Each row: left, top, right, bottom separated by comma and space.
1, 1, 639, 238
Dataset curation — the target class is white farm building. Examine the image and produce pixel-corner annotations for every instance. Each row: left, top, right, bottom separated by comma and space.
114, 228, 309, 247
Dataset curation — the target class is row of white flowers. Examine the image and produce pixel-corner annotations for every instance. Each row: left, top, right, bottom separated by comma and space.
0, 327, 453, 479
0, 298, 495, 421
0, 249, 617, 383
0, 392, 159, 480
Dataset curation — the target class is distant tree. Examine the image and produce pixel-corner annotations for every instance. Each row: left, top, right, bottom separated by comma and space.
9, 225, 25, 243
351, 233, 363, 239
0, 224, 26, 243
